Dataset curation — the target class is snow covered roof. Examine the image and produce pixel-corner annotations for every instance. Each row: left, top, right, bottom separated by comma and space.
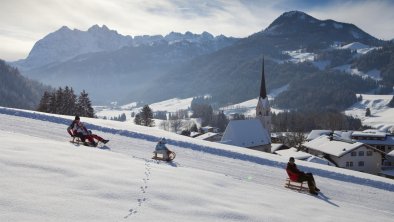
303, 136, 365, 157
194, 132, 219, 140
307, 156, 335, 166
379, 169, 394, 178
275, 147, 312, 160
220, 119, 270, 148
270, 143, 287, 153
352, 130, 387, 138
387, 150, 394, 160
306, 130, 353, 141
355, 136, 394, 145
306, 130, 332, 141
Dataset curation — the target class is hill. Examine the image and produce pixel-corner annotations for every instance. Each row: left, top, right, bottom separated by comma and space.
0, 60, 50, 109
1, 107, 393, 221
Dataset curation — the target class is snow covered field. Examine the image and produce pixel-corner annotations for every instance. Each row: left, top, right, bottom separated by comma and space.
1, 107, 394, 221
345, 94, 394, 131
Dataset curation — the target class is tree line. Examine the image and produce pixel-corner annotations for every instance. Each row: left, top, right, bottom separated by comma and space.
271, 109, 362, 133
37, 87, 94, 117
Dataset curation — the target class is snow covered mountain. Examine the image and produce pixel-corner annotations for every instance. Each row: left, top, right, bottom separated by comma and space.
13, 25, 133, 70
1, 107, 394, 221
10, 25, 238, 104
12, 25, 237, 71
263, 11, 380, 49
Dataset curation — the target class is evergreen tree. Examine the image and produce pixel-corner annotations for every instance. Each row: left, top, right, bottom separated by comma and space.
120, 113, 127, 121
54, 87, 64, 114
139, 105, 154, 127
213, 111, 229, 132
48, 91, 57, 114
76, 90, 94, 117
388, 96, 394, 108
37, 91, 51, 113
134, 114, 142, 125
190, 123, 198, 132
62, 86, 77, 115
365, 108, 371, 117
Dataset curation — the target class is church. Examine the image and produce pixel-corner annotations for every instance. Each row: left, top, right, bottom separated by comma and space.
220, 59, 272, 152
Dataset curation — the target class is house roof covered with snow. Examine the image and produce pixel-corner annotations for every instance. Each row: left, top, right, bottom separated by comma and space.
355, 136, 394, 145
271, 143, 287, 153
306, 130, 332, 141
352, 130, 387, 138
303, 136, 366, 157
306, 130, 353, 141
220, 119, 270, 148
194, 132, 219, 140
275, 147, 312, 160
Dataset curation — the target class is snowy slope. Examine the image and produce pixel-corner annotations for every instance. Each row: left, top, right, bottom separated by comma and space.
96, 97, 194, 121
339, 42, 380, 55
1, 107, 394, 221
345, 94, 394, 131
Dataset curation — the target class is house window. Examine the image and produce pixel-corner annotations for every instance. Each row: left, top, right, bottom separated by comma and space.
366, 151, 373, 156
346, 162, 354, 167
358, 161, 364, 167
358, 151, 364, 156
351, 151, 357, 156
388, 146, 392, 151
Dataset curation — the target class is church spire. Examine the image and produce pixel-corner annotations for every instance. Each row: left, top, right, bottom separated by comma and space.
259, 58, 267, 99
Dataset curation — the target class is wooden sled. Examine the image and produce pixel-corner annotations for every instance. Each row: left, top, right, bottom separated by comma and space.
152, 150, 176, 161
69, 137, 97, 147
284, 178, 309, 191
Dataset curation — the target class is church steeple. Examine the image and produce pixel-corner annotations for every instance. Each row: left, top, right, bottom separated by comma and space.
256, 56, 271, 138
259, 58, 267, 99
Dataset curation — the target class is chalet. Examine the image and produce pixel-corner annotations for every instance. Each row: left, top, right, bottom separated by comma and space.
220, 59, 271, 152
303, 135, 385, 175
351, 129, 394, 167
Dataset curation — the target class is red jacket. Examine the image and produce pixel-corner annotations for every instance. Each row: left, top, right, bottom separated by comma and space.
286, 162, 303, 182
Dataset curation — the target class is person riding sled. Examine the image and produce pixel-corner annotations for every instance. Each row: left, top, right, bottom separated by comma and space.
154, 137, 174, 161
286, 157, 320, 195
67, 115, 109, 147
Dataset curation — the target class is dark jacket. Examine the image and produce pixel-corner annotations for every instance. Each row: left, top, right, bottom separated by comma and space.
286, 162, 304, 182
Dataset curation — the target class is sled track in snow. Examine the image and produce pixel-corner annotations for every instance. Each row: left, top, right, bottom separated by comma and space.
1, 107, 394, 192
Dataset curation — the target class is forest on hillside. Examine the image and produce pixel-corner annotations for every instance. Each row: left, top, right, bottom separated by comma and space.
0, 60, 50, 109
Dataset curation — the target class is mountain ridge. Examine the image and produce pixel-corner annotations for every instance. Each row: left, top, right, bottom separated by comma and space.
10, 11, 392, 107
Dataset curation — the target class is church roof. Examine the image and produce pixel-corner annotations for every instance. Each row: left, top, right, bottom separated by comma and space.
220, 119, 271, 148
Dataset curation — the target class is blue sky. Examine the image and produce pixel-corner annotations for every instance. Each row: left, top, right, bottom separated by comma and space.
1, 0, 394, 61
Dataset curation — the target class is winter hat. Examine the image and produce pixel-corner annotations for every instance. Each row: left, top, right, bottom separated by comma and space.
75, 115, 80, 120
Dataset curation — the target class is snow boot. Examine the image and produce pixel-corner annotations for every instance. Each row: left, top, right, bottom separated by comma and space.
102, 139, 109, 144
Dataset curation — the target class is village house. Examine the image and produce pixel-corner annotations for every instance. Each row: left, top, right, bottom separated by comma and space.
303, 135, 385, 175
351, 130, 394, 167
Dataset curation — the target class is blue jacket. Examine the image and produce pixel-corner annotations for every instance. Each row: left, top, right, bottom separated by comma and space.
155, 142, 168, 151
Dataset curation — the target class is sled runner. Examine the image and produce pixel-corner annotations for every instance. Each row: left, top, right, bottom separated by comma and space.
152, 150, 176, 161
70, 137, 97, 147
284, 178, 308, 191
